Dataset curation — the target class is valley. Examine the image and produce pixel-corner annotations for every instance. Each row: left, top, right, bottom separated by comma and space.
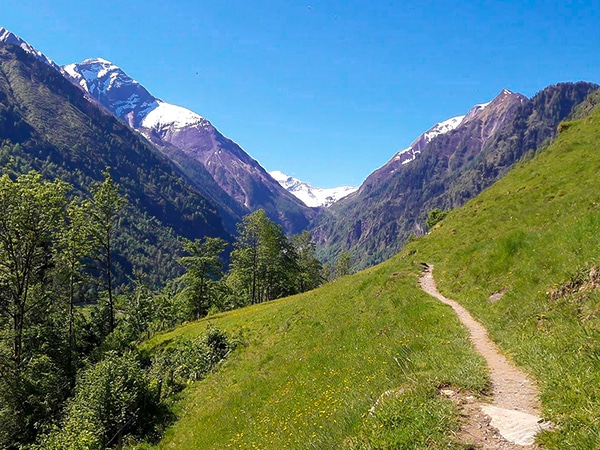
0, 24, 599, 450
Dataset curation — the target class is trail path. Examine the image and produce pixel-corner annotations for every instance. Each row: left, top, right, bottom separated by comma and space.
419, 265, 552, 449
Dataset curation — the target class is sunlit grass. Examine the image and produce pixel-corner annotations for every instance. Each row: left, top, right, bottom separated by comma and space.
140, 94, 600, 449
141, 262, 487, 449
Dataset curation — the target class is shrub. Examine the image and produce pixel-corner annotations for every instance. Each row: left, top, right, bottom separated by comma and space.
150, 325, 235, 399
426, 208, 448, 229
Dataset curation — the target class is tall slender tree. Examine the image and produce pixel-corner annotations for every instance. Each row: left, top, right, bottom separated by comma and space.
0, 172, 70, 446
0, 172, 69, 371
292, 230, 323, 292
229, 210, 300, 304
89, 170, 126, 333
57, 199, 94, 379
334, 251, 352, 278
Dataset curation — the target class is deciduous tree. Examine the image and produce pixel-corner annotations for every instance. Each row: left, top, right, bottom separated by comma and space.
180, 236, 227, 320
89, 170, 126, 333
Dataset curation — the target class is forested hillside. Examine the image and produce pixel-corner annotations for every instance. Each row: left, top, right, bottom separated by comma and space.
0, 43, 230, 284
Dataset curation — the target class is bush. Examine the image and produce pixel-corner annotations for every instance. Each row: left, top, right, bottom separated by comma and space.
557, 120, 574, 133
426, 208, 448, 229
150, 325, 235, 399
33, 351, 158, 450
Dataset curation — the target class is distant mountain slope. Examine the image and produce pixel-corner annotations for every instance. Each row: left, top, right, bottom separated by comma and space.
64, 58, 315, 234
0, 42, 229, 284
269, 170, 357, 207
0, 27, 60, 71
312, 83, 598, 269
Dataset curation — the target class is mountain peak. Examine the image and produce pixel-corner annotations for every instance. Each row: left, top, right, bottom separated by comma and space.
63, 58, 133, 89
83, 57, 115, 65
392, 113, 466, 166
462, 89, 524, 124
63, 58, 158, 127
0, 26, 60, 71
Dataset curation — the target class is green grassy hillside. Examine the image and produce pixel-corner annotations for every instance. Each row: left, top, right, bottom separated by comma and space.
142, 95, 600, 448
142, 263, 488, 449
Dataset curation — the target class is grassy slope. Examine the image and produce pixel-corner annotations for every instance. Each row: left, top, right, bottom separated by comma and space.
142, 263, 487, 449
411, 106, 600, 447
143, 100, 600, 448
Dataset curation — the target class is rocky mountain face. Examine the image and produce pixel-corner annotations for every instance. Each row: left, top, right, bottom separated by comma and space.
64, 58, 158, 128
311, 83, 599, 269
269, 170, 357, 207
63, 59, 314, 234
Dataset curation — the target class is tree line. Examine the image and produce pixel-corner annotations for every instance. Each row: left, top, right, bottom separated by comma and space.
182, 209, 327, 319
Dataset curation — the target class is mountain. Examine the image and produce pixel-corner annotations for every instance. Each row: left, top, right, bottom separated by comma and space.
311, 83, 599, 269
393, 113, 467, 166
269, 170, 357, 207
0, 36, 230, 285
63, 58, 315, 234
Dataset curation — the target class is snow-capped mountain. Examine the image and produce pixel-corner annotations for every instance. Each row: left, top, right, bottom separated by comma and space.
392, 114, 466, 166
269, 171, 357, 208
63, 58, 159, 128
0, 27, 60, 71
391, 95, 498, 168
387, 90, 520, 172
310, 86, 566, 270
63, 58, 314, 233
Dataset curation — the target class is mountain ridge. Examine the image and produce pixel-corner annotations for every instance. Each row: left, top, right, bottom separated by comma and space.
0, 40, 230, 284
311, 84, 597, 268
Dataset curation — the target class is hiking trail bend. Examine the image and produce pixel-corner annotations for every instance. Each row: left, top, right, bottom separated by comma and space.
419, 264, 552, 448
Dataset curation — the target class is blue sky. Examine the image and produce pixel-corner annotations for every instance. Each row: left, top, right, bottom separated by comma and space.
3, 0, 600, 187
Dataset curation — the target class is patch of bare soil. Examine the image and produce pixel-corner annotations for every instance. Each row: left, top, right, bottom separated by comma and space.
420, 265, 551, 449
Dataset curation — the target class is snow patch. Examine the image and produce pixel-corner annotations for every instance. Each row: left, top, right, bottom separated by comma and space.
392, 114, 465, 167
421, 114, 465, 143
141, 101, 210, 131
0, 27, 60, 71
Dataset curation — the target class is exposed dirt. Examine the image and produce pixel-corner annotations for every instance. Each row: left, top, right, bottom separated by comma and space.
419, 265, 551, 449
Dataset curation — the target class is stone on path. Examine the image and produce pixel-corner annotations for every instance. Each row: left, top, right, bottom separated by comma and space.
481, 405, 552, 446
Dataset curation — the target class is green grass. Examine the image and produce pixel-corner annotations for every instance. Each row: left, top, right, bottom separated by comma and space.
141, 262, 487, 449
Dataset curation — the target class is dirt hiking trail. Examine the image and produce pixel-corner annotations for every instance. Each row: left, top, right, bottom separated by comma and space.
419, 265, 552, 449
